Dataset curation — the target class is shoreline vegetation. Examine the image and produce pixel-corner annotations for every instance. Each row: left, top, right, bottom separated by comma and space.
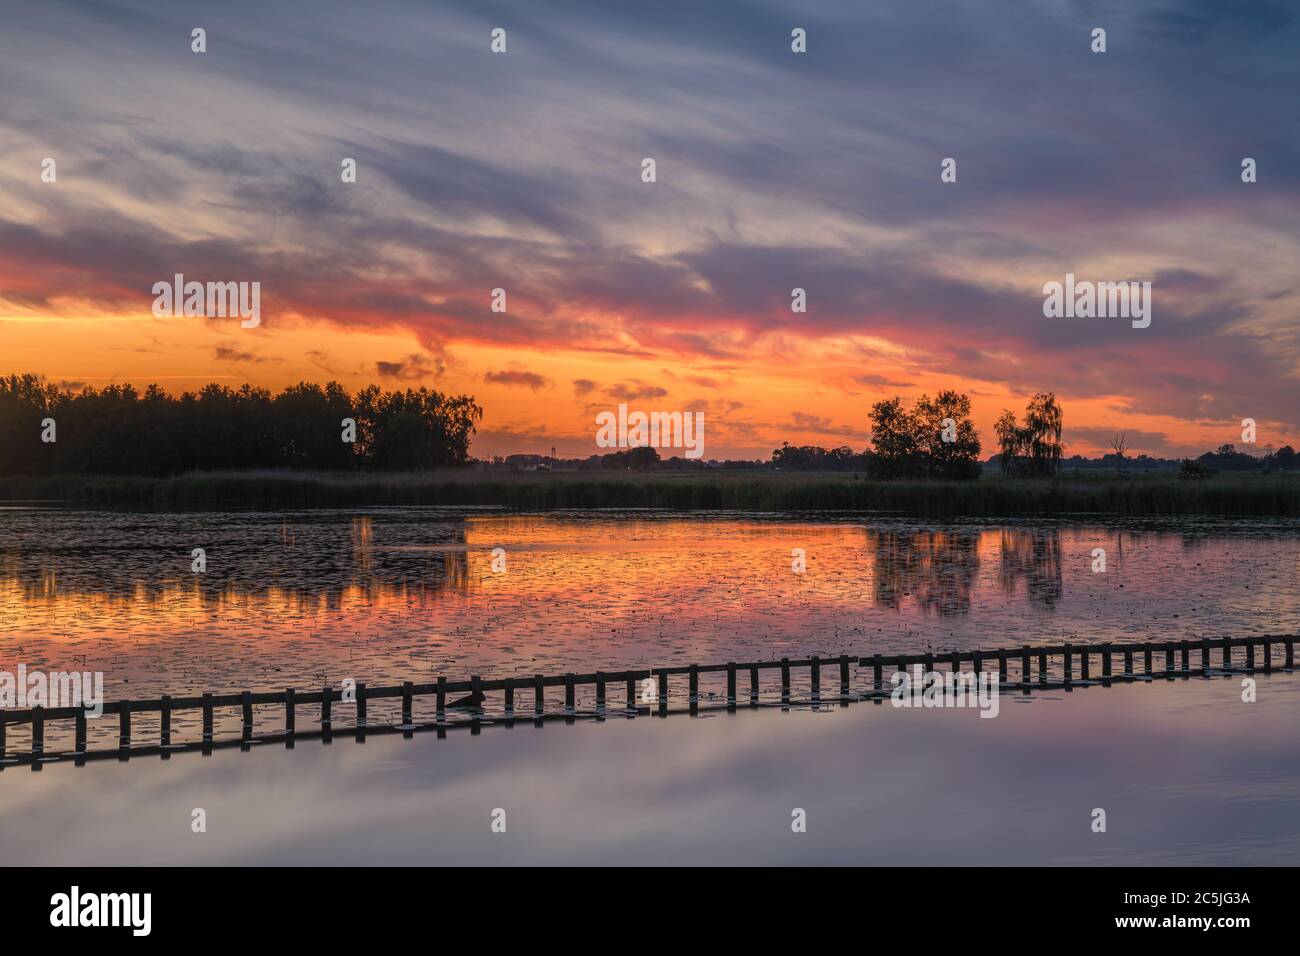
5, 376, 1297, 515
3, 469, 1299, 516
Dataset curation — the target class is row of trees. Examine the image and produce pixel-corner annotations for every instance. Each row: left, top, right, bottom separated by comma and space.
0, 374, 482, 476
863, 391, 1064, 481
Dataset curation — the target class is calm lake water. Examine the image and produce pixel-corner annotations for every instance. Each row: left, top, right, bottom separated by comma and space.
2, 672, 1298, 865
2, 506, 1298, 864
2, 508, 1298, 695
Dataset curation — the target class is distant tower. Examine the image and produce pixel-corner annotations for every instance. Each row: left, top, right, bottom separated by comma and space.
551, 446, 556, 459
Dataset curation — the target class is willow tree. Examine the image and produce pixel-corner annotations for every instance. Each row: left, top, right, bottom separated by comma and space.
994, 393, 1063, 477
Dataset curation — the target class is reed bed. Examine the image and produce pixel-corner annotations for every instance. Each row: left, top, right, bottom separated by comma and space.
4, 470, 1300, 516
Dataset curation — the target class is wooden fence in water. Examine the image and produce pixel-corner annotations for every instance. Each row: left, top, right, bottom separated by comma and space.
1, 633, 1293, 768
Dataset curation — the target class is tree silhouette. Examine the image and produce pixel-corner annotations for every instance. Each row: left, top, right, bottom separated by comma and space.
0, 375, 481, 476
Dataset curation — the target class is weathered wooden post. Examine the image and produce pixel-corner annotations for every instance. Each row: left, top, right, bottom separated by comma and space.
1165, 643, 1175, 679
1038, 649, 1048, 685
504, 679, 515, 717
319, 687, 331, 728
688, 665, 699, 715
1263, 640, 1272, 673
780, 657, 791, 703
873, 654, 883, 694
1102, 644, 1112, 682
1063, 644, 1073, 685
32, 705, 45, 757
972, 650, 983, 678
997, 650, 1008, 685
749, 665, 759, 706
1181, 641, 1190, 674
596, 672, 606, 713
1222, 637, 1232, 671
160, 695, 172, 747
401, 682, 412, 727
284, 689, 295, 735
533, 674, 544, 718
75, 706, 88, 754
726, 663, 737, 711
241, 691, 253, 741
658, 671, 668, 716
471, 675, 483, 714
438, 676, 448, 721
625, 676, 636, 715
839, 655, 850, 702
120, 701, 132, 750
1021, 645, 1031, 688
1286, 637, 1294, 669
1201, 638, 1211, 673
564, 673, 576, 714
811, 656, 821, 697
1143, 647, 1153, 675
1246, 640, 1256, 671
1080, 648, 1090, 682
1124, 648, 1133, 676
355, 683, 367, 728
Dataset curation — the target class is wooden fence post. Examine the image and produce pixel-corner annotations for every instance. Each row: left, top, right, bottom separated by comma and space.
32, 705, 45, 757
76, 706, 88, 754
119, 701, 131, 750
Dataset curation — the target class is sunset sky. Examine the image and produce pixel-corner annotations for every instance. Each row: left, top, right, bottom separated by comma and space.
2, 0, 1298, 460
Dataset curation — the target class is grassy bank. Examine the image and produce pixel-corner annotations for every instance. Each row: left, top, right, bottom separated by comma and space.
3, 470, 1300, 516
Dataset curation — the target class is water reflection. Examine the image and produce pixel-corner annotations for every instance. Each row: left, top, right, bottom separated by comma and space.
0, 510, 471, 608
1, 509, 1298, 703
998, 529, 1063, 609
870, 530, 981, 615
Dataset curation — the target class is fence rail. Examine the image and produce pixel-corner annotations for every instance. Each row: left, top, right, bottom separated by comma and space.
1, 633, 1293, 768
